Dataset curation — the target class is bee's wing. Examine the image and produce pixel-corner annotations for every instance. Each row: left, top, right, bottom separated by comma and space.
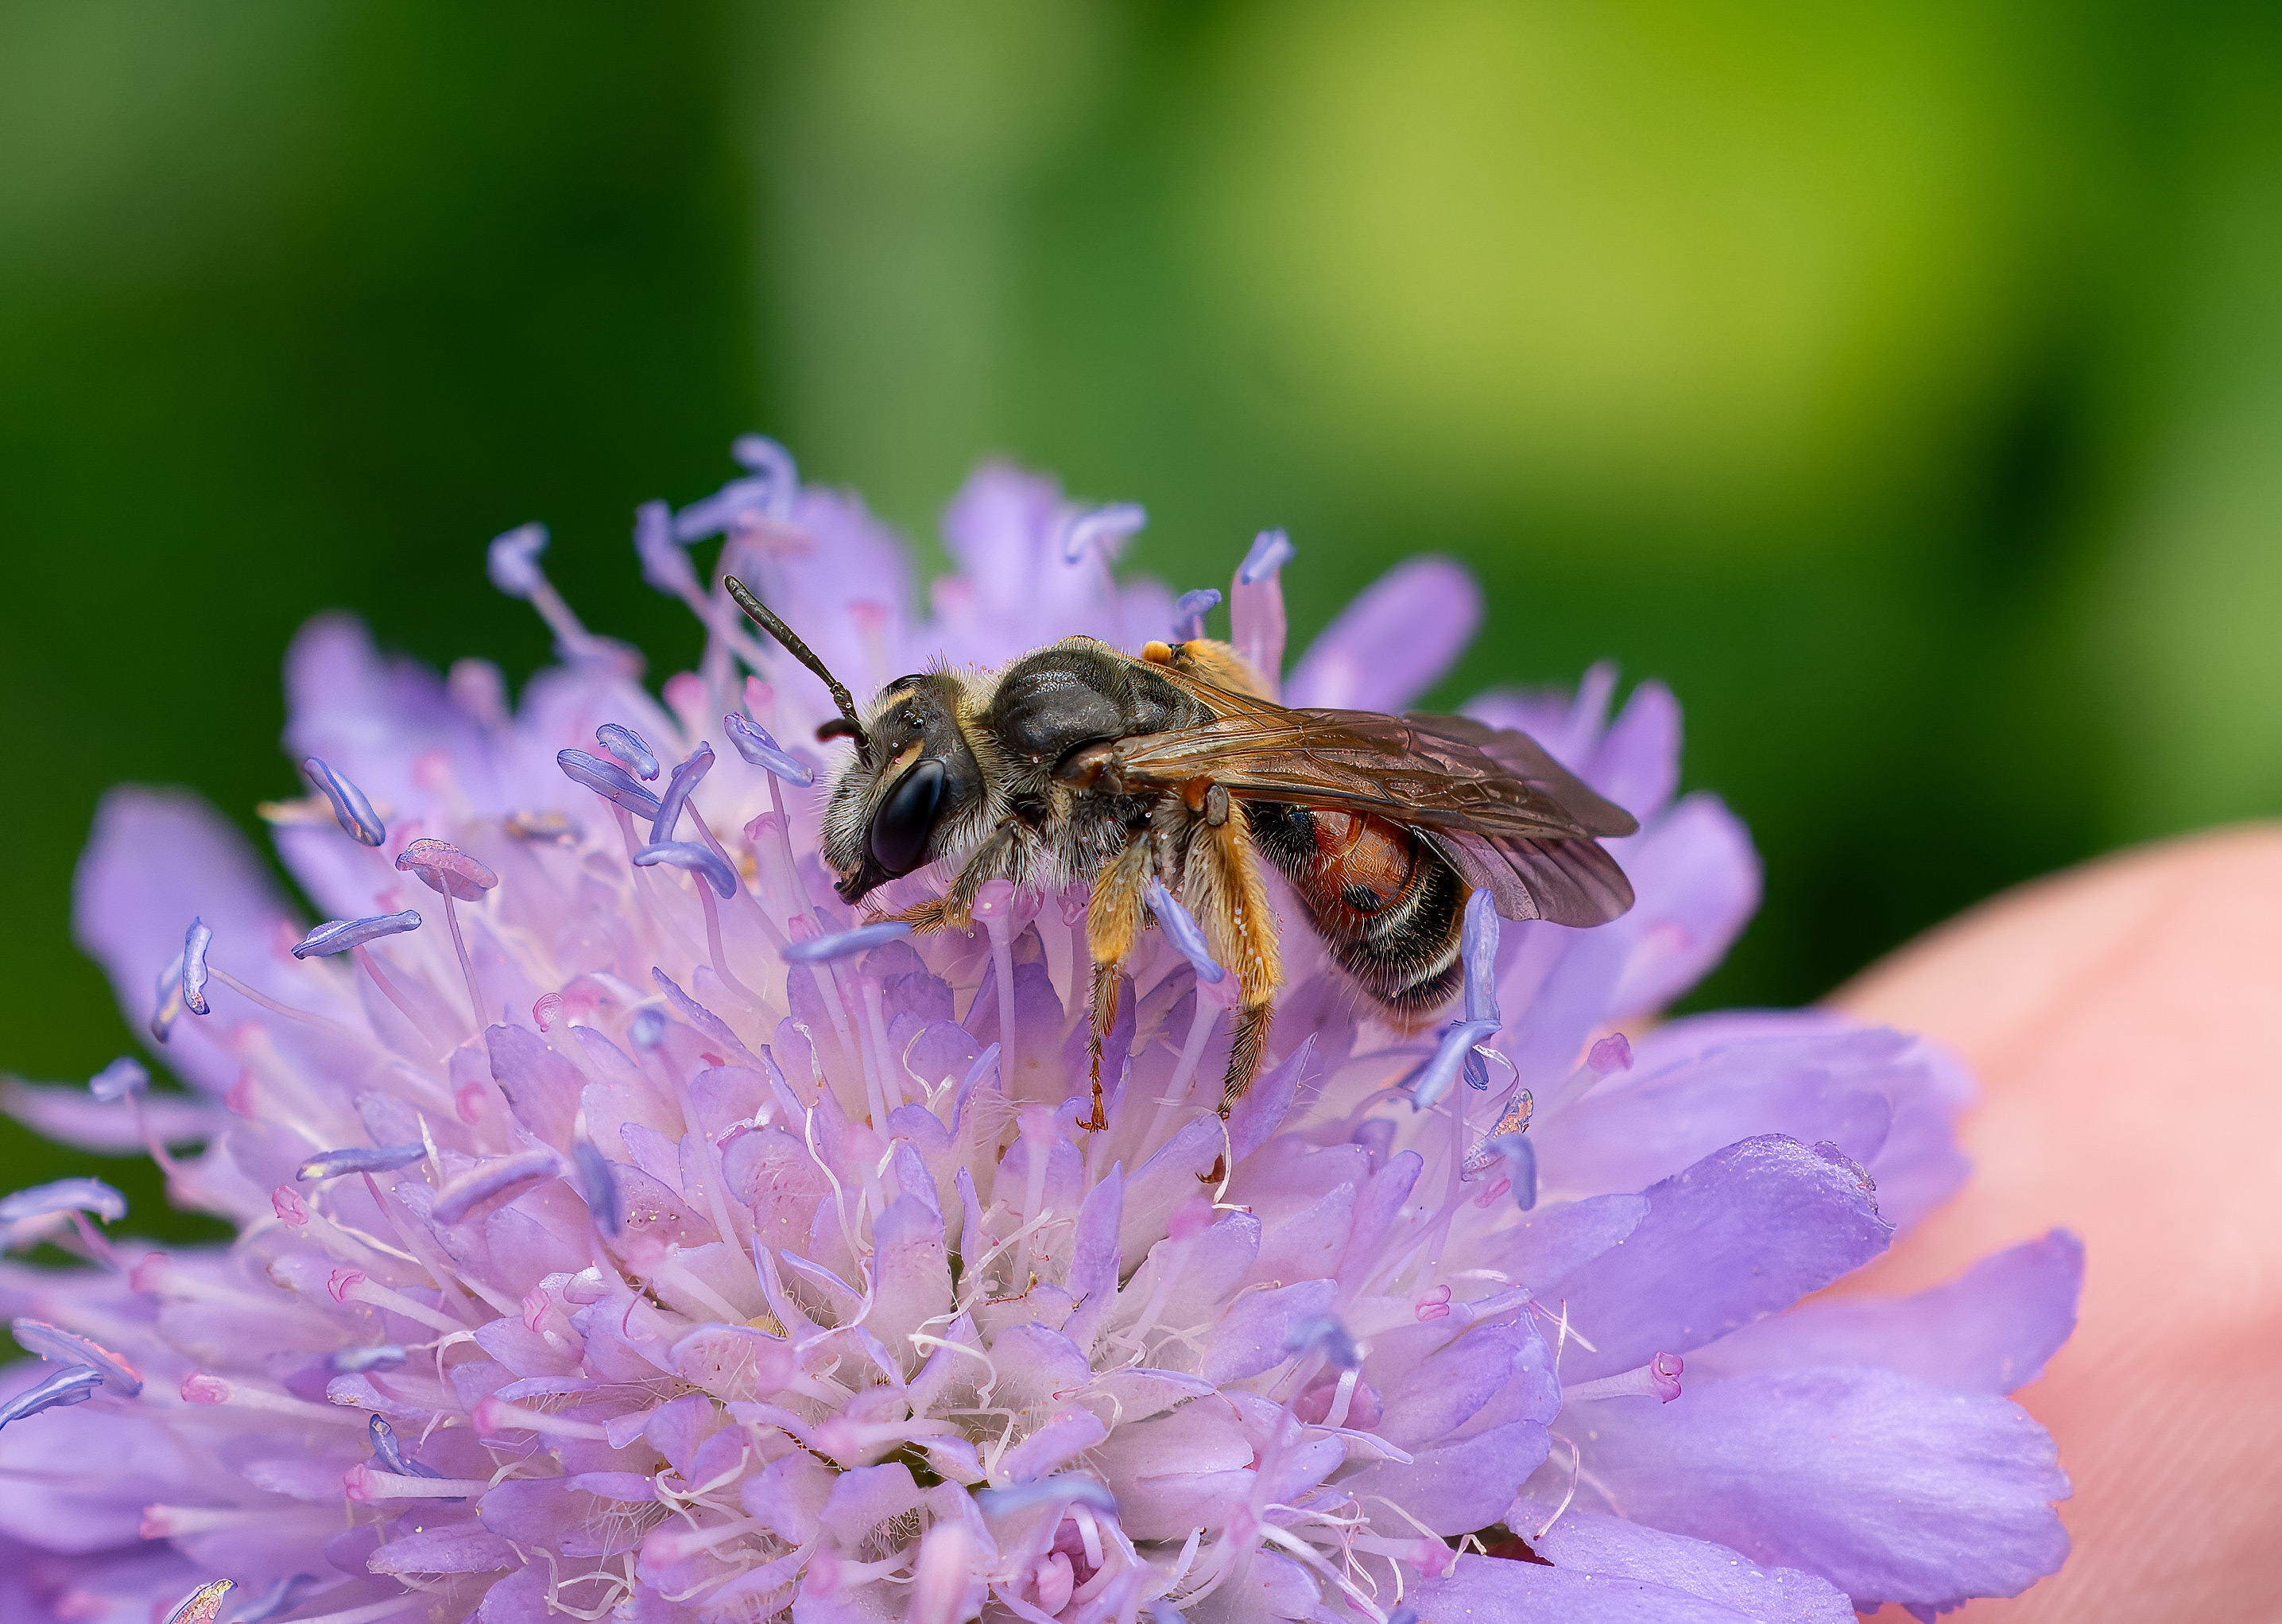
1417, 826, 1636, 926
1106, 686, 1639, 926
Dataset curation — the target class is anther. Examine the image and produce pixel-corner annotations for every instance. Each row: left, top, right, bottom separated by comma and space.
296, 1144, 424, 1182
290, 909, 421, 959
1145, 880, 1226, 985
783, 921, 915, 964
1239, 528, 1296, 584
649, 742, 715, 843
724, 712, 816, 785
595, 723, 661, 780
149, 952, 185, 1043
1461, 890, 1501, 1025
300, 757, 386, 846
0, 1364, 103, 1431
0, 1177, 126, 1227
486, 521, 549, 598
633, 841, 738, 898
557, 748, 664, 818
180, 918, 213, 1016
1408, 1017, 1501, 1110
573, 1140, 622, 1238
329, 1345, 408, 1374
89, 1057, 148, 1103
634, 498, 699, 599
1479, 1132, 1539, 1211
1173, 587, 1222, 641
394, 838, 498, 901
1283, 1316, 1361, 1370
11, 1318, 143, 1393
431, 1149, 562, 1225
1060, 502, 1146, 564
162, 1579, 236, 1624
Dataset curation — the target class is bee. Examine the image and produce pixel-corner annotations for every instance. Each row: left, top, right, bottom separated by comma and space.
724, 576, 1637, 1126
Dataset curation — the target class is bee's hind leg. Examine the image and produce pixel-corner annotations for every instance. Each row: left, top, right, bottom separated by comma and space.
1080, 836, 1154, 1132
1179, 786, 1284, 1117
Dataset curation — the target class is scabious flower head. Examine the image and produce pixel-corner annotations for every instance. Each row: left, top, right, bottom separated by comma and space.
0, 445, 2074, 1624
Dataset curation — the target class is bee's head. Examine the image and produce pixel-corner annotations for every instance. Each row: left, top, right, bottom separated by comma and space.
723, 577, 993, 906
819, 671, 990, 904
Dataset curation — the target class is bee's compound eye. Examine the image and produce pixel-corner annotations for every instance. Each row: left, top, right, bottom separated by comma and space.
869, 758, 947, 877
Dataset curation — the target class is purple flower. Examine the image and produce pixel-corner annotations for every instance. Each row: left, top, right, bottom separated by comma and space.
0, 446, 2072, 1624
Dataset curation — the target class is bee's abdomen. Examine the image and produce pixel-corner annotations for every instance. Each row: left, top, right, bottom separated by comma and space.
1249, 802, 1465, 1019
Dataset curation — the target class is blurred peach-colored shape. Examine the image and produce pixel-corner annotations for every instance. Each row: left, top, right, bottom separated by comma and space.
1838, 825, 2282, 1623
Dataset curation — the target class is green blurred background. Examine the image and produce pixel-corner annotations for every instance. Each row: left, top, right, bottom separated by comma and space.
5, 2, 2280, 1227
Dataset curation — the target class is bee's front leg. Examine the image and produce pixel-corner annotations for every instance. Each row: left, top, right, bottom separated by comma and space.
883, 818, 1034, 933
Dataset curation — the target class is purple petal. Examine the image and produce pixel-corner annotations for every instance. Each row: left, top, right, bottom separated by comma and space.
1589, 680, 1683, 826
1527, 1510, 1856, 1622
300, 756, 386, 846
1602, 793, 1761, 1021
368, 1522, 519, 1576
1284, 556, 1483, 711
1, 1079, 218, 1152
1199, 1279, 1335, 1384
291, 909, 422, 959
486, 1022, 584, 1147
1542, 1017, 1970, 1232
75, 788, 302, 1088
1343, 1419, 1552, 1537
557, 748, 665, 818
633, 840, 739, 898
1688, 1229, 2082, 1395
1408, 1545, 1840, 1622
1571, 1364, 2067, 1610
1505, 1194, 1648, 1286
1230, 529, 1292, 694
1545, 1135, 1893, 1383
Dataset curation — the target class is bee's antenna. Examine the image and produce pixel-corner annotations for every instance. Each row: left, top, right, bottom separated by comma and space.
723, 576, 871, 757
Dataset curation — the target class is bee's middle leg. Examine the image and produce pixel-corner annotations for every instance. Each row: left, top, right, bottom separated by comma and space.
1079, 835, 1154, 1132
